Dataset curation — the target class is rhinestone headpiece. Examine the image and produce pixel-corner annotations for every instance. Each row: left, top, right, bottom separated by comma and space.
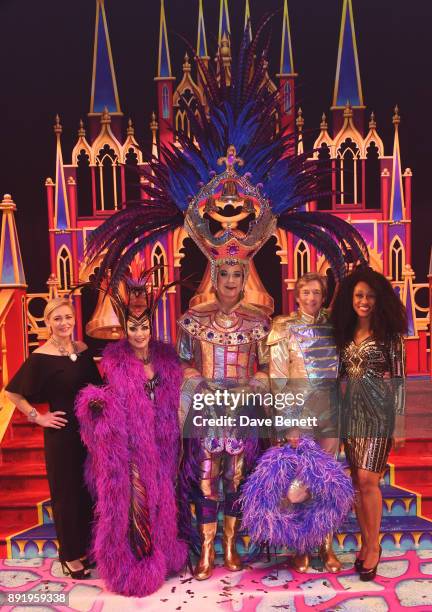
184, 146, 276, 281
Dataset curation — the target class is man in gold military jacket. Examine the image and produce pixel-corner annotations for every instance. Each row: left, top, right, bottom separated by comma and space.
267, 272, 342, 573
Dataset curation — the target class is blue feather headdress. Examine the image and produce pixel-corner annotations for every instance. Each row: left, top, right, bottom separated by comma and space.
86, 22, 368, 289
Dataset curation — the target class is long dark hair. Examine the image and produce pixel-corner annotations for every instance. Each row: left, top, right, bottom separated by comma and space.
331, 267, 407, 350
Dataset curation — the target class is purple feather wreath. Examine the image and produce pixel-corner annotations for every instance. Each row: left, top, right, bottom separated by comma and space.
239, 438, 353, 553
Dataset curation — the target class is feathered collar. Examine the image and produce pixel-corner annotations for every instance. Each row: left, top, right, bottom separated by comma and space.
100, 339, 176, 387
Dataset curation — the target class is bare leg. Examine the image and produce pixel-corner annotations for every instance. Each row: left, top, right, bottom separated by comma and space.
356, 468, 382, 569
351, 469, 368, 561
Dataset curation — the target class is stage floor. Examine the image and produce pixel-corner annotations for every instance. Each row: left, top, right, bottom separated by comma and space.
1, 550, 432, 611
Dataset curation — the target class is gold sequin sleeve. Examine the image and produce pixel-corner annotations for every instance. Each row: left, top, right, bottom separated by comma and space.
176, 324, 201, 380
268, 328, 291, 396
257, 336, 270, 370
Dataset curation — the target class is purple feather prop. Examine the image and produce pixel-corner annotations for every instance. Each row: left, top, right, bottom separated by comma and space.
239, 438, 353, 553
75, 339, 187, 597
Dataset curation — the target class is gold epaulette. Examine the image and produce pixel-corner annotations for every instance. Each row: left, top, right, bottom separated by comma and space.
267, 314, 297, 346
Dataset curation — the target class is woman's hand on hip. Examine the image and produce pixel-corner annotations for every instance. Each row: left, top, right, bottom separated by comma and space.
36, 411, 68, 429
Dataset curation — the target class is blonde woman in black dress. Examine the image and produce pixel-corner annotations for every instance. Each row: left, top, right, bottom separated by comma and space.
6, 298, 101, 579
331, 268, 407, 581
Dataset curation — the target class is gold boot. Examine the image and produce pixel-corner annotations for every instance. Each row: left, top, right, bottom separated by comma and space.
194, 522, 217, 580
319, 534, 342, 573
222, 516, 243, 571
292, 553, 309, 573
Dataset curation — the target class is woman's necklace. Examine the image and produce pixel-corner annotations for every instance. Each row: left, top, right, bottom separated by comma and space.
50, 337, 78, 362
136, 350, 151, 365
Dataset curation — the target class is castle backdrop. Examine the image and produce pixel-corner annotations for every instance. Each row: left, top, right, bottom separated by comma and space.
0, 0, 430, 396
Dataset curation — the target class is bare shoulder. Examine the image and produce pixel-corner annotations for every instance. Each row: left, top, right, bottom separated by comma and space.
33, 341, 57, 355
33, 340, 88, 355
75, 341, 88, 353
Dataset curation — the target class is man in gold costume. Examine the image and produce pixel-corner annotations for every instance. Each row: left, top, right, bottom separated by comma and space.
267, 272, 342, 573
177, 153, 272, 581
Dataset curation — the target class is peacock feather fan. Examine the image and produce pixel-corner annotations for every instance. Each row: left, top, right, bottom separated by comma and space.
86, 19, 368, 289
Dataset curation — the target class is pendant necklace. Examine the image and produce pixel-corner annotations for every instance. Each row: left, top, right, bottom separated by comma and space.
138, 351, 151, 365
51, 337, 78, 362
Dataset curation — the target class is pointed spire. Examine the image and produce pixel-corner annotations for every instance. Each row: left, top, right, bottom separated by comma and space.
101, 106, 111, 124
403, 265, 418, 337
90, 0, 122, 115
78, 119, 86, 138
53, 116, 70, 231
183, 52, 191, 73
218, 0, 231, 45
296, 108, 304, 154
369, 111, 376, 130
197, 0, 208, 58
332, 0, 364, 108
150, 112, 159, 159
127, 118, 134, 137
389, 105, 405, 222
244, 0, 252, 43
47, 273, 60, 300
157, 0, 172, 78
320, 112, 328, 131
0, 194, 26, 287
278, 0, 295, 75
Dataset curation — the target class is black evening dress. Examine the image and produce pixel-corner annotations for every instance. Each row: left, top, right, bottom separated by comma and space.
6, 350, 102, 562
340, 335, 405, 473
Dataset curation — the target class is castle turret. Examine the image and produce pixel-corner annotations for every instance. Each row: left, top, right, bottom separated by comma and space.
332, 0, 365, 133
276, 0, 297, 137
0, 195, 26, 289
196, 0, 209, 99
218, 0, 232, 85
89, 0, 122, 141
0, 194, 27, 384
218, 0, 231, 43
155, 0, 175, 149
389, 106, 406, 224
53, 116, 71, 234
197, 0, 208, 61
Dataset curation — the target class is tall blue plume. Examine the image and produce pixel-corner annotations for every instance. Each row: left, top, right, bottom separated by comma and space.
86, 17, 368, 288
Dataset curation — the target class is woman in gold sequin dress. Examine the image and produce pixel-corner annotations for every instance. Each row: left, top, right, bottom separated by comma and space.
331, 267, 407, 581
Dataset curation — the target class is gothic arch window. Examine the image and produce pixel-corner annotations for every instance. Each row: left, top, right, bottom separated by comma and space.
390, 237, 404, 282
57, 246, 72, 290
175, 89, 195, 138
365, 143, 380, 210
95, 145, 121, 211
162, 86, 170, 119
283, 82, 292, 114
175, 109, 186, 134
317, 143, 332, 210
337, 139, 362, 205
294, 240, 310, 279
76, 149, 92, 217
125, 148, 140, 202
151, 242, 166, 287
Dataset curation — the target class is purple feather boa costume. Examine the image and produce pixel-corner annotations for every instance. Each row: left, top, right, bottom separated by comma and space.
75, 339, 187, 597
240, 437, 353, 553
